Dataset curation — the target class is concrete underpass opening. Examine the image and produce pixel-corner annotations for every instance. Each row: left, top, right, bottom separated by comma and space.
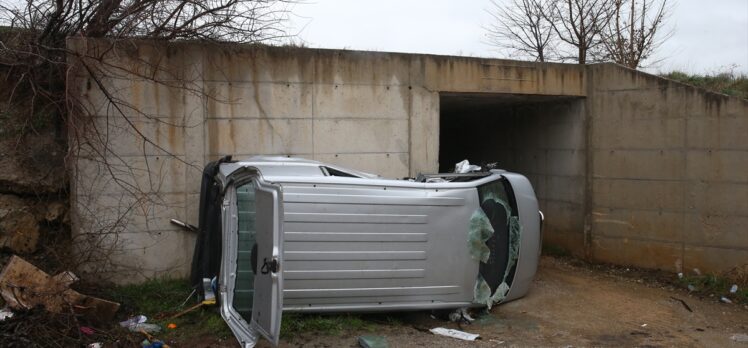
439, 92, 587, 254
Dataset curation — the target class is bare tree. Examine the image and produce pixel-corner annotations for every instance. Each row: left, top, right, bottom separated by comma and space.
485, 0, 556, 62
600, 0, 671, 69
544, 0, 616, 64
0, 0, 296, 278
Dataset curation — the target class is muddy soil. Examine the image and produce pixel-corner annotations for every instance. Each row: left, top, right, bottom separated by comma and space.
210, 256, 748, 347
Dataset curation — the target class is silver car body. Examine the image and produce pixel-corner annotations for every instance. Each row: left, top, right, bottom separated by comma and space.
208, 156, 542, 347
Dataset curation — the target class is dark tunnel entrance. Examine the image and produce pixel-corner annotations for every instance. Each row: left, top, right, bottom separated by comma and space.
439, 92, 586, 254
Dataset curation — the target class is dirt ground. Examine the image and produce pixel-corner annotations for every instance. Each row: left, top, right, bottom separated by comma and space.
248, 256, 748, 348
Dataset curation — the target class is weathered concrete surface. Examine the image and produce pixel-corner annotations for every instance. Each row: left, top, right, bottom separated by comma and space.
66, 38, 747, 282
67, 39, 588, 281
586, 64, 748, 274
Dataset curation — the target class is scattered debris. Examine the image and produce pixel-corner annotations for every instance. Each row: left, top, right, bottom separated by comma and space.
0, 307, 13, 321
358, 335, 388, 348
169, 301, 206, 319
687, 284, 696, 292
0, 306, 123, 347
677, 272, 683, 279
203, 277, 217, 304
670, 296, 693, 312
131, 323, 162, 334
169, 281, 218, 320
720, 297, 733, 304
0, 255, 119, 322
730, 284, 739, 294
120, 315, 148, 328
448, 307, 475, 324
454, 159, 481, 173
167, 323, 177, 329
138, 328, 170, 348
430, 327, 480, 341
80, 326, 95, 335
641, 323, 648, 328
87, 343, 103, 348
732, 334, 748, 343
180, 288, 197, 307
693, 268, 701, 276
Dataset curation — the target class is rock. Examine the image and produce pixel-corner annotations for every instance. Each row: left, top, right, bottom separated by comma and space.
0, 210, 39, 253
45, 201, 67, 222
0, 130, 66, 195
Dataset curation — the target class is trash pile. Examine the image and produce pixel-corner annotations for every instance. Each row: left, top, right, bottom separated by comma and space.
0, 255, 125, 347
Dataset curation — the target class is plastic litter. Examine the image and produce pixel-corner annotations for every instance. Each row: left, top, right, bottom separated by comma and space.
203, 277, 217, 305
448, 308, 475, 324
80, 326, 95, 335
87, 343, 102, 348
731, 334, 748, 343
693, 268, 701, 276
120, 315, 148, 328
129, 323, 162, 333
677, 272, 683, 279
730, 284, 738, 294
454, 159, 481, 174
358, 335, 388, 348
430, 327, 480, 341
687, 284, 696, 292
167, 323, 177, 329
720, 297, 732, 304
0, 307, 13, 321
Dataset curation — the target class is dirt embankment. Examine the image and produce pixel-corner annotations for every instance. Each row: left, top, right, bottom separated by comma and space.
0, 127, 70, 272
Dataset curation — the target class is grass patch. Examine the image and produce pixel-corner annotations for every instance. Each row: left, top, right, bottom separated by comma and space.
108, 279, 409, 341
677, 274, 748, 304
107, 278, 232, 341
661, 70, 748, 99
280, 312, 406, 338
281, 313, 375, 337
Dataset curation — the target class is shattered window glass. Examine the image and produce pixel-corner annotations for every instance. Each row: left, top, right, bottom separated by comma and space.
470, 178, 521, 309
234, 182, 257, 319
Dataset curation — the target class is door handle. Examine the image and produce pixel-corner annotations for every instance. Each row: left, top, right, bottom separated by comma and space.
260, 257, 279, 274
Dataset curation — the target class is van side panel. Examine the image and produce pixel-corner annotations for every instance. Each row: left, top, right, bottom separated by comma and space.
278, 183, 481, 311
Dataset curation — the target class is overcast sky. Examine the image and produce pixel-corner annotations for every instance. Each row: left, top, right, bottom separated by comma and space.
287, 0, 748, 74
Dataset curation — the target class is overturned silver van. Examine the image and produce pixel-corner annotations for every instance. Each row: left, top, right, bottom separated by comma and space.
189, 156, 542, 347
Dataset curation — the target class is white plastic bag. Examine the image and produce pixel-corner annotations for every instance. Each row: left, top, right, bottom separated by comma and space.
454, 159, 481, 173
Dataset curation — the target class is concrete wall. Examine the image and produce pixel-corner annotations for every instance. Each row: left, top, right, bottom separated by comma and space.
67, 39, 748, 281
67, 39, 586, 281
587, 65, 748, 273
